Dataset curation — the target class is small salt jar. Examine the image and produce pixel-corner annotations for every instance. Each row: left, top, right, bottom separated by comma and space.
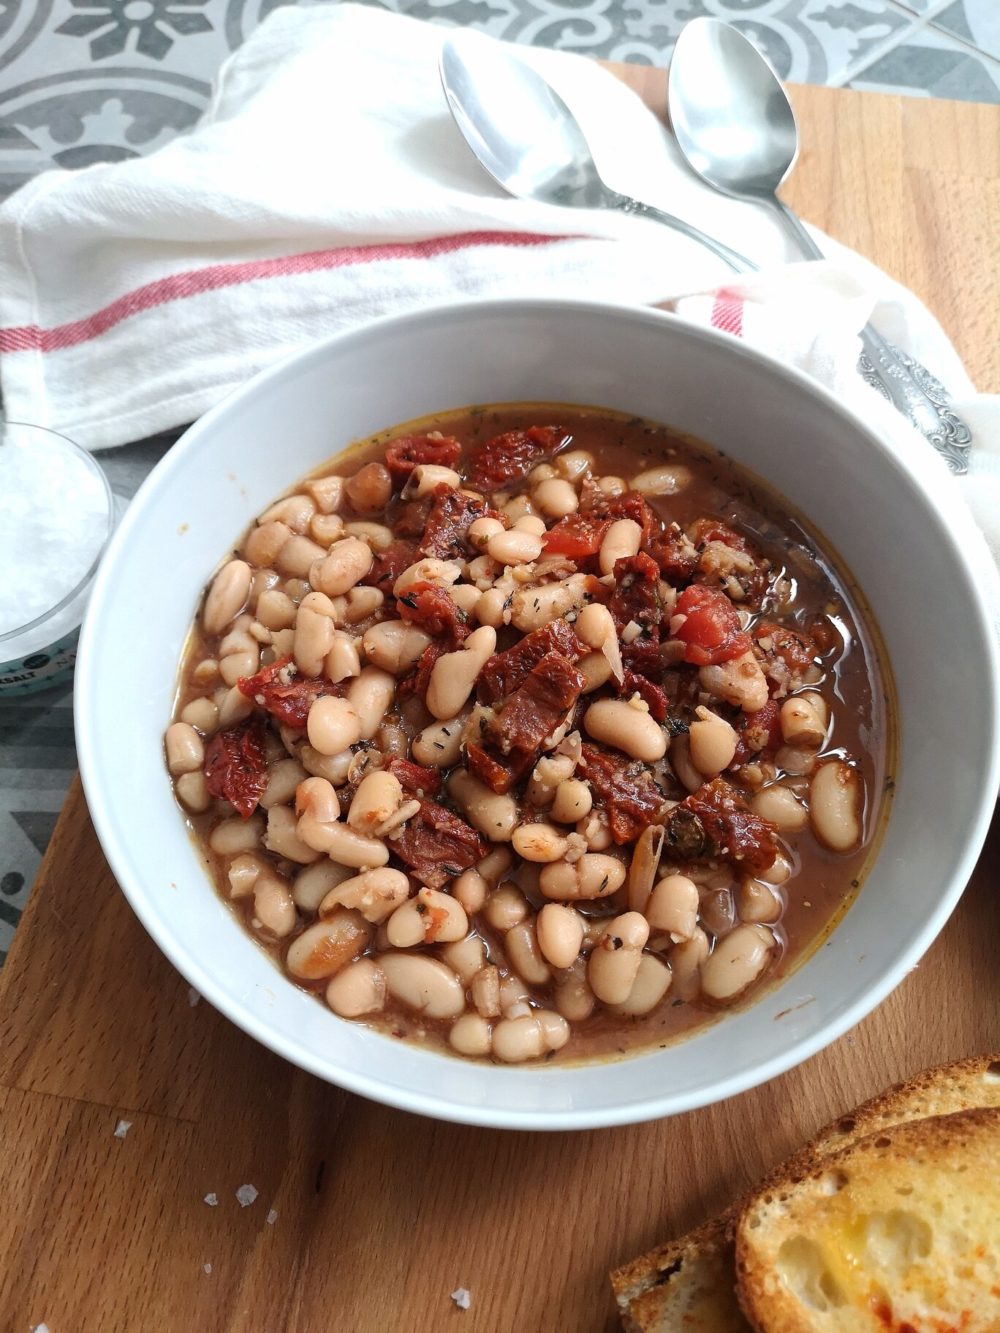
0, 422, 115, 695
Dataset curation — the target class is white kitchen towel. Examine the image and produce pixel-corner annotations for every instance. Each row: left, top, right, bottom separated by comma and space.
0, 3, 996, 557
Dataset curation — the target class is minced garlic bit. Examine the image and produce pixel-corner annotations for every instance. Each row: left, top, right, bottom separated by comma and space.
203, 1193, 218, 1207
113, 1120, 132, 1139
235, 1184, 258, 1207
450, 1288, 472, 1311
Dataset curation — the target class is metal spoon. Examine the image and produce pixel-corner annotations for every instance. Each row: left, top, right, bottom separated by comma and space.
439, 32, 752, 274
668, 17, 972, 473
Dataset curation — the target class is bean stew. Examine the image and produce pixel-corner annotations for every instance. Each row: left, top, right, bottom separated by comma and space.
166, 406, 891, 1064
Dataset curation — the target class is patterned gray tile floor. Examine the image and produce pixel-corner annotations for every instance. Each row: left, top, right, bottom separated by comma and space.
0, 0, 997, 962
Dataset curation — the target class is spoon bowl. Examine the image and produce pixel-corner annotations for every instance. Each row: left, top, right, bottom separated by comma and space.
668, 20, 798, 201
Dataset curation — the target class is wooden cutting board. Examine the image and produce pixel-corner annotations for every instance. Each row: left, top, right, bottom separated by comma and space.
2, 73, 998, 1333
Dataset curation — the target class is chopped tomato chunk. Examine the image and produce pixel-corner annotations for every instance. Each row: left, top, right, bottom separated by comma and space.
396, 582, 469, 647
203, 716, 268, 819
464, 426, 568, 491
543, 513, 611, 560
674, 586, 751, 667
237, 656, 341, 731
384, 434, 461, 486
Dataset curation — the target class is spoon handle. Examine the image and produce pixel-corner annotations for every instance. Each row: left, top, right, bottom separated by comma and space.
770, 199, 973, 475
617, 196, 756, 274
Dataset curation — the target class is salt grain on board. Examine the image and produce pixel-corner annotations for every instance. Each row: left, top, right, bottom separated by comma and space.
235, 1184, 258, 1207
204, 1193, 218, 1207
0, 430, 109, 652
113, 1120, 132, 1139
266, 1209, 278, 1225
450, 1288, 471, 1311
203, 1264, 212, 1276
32, 1324, 51, 1332
188, 987, 201, 1007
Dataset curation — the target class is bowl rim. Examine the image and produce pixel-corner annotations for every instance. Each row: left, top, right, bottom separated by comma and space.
75, 296, 1000, 1130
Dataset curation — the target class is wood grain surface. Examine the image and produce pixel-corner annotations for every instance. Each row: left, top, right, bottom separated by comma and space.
1, 74, 998, 1333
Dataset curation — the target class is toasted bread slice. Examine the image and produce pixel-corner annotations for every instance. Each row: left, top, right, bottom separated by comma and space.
612, 1214, 749, 1332
735, 1108, 1000, 1332
611, 1056, 1000, 1330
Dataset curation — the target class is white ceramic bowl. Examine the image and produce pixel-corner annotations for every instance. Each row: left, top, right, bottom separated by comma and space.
76, 300, 1000, 1130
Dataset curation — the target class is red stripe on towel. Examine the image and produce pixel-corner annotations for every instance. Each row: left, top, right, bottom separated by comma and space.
710, 289, 744, 337
0, 230, 580, 354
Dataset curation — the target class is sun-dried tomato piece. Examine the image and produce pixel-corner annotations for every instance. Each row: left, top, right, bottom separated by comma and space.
419, 486, 502, 561
487, 652, 584, 755
464, 425, 568, 492
581, 487, 660, 545
390, 497, 432, 541
665, 777, 778, 875
385, 756, 442, 798
389, 799, 486, 889
363, 539, 418, 595
753, 622, 817, 674
238, 656, 341, 731
578, 743, 668, 844
542, 513, 611, 560
403, 643, 444, 703
476, 620, 581, 704
384, 434, 462, 486
609, 552, 663, 639
396, 582, 469, 647
203, 715, 268, 820
674, 586, 751, 667
732, 698, 782, 765
649, 524, 699, 583
621, 639, 670, 681
620, 669, 668, 723
465, 742, 534, 796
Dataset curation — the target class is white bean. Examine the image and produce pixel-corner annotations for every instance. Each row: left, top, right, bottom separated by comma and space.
471, 964, 501, 1018
645, 873, 699, 941
259, 757, 308, 810
426, 626, 496, 721
403, 463, 462, 499
347, 666, 395, 740
737, 877, 782, 924
670, 734, 703, 794
505, 920, 551, 986
540, 853, 626, 901
292, 859, 352, 912
452, 869, 488, 915
326, 958, 386, 1017
599, 519, 642, 576
536, 903, 584, 969
577, 651, 614, 694
487, 529, 543, 566
440, 936, 487, 985
344, 521, 394, 552
532, 477, 579, 519
348, 770, 402, 833
553, 958, 596, 1022
477, 846, 514, 887
492, 1012, 569, 1063
668, 927, 710, 1001
514, 514, 547, 536
555, 450, 593, 481
810, 760, 862, 852
588, 912, 649, 1003
307, 696, 362, 756
209, 815, 264, 855
449, 1013, 492, 1057
699, 651, 769, 713
584, 698, 666, 762
304, 474, 344, 515
386, 888, 468, 946
253, 876, 297, 938
752, 784, 808, 832
293, 591, 337, 677
361, 620, 429, 676
412, 714, 467, 767
448, 768, 519, 843
700, 924, 775, 1001
482, 883, 529, 931
510, 573, 592, 633
309, 537, 374, 597
285, 910, 371, 980
688, 706, 738, 777
277, 534, 329, 579
393, 558, 462, 597
265, 804, 321, 864
608, 954, 672, 1015
175, 771, 211, 813
259, 494, 316, 533
780, 692, 828, 748
379, 953, 465, 1019
203, 560, 252, 635
227, 853, 263, 899
630, 464, 691, 496
550, 779, 593, 825
319, 866, 408, 920
512, 823, 569, 864
165, 722, 204, 775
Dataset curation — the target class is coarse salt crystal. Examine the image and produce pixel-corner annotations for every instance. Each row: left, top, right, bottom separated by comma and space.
235, 1184, 258, 1207
32, 1325, 51, 1332
113, 1120, 132, 1139
203, 1263, 212, 1275
450, 1288, 471, 1311
204, 1193, 218, 1207
188, 987, 201, 1007
0, 430, 109, 650
266, 1209, 278, 1225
